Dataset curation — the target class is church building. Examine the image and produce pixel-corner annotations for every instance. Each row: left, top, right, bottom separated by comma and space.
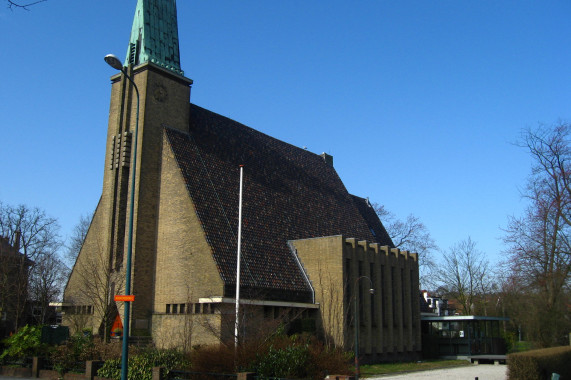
63, 0, 421, 362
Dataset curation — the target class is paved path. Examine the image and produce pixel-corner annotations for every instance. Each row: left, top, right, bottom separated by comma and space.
0, 366, 508, 380
368, 364, 507, 380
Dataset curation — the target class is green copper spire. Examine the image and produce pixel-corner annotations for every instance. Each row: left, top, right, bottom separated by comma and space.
125, 0, 184, 76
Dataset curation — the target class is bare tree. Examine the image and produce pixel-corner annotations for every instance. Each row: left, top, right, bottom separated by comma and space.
502, 123, 571, 346
6, 0, 46, 10
435, 238, 492, 315
0, 238, 30, 335
65, 212, 93, 267
519, 123, 571, 228
373, 203, 437, 288
28, 250, 68, 324
0, 202, 62, 329
65, 234, 123, 342
0, 202, 62, 261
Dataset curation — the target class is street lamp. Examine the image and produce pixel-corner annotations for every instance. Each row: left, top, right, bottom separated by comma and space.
104, 53, 139, 380
354, 276, 374, 380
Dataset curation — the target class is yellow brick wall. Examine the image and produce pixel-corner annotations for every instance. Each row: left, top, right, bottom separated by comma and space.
151, 136, 226, 345
292, 236, 421, 360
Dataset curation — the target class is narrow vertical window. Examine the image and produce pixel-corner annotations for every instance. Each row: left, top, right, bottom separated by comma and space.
358, 261, 364, 325
345, 258, 352, 325
401, 268, 405, 327
370, 263, 376, 326
391, 267, 396, 326
381, 264, 386, 326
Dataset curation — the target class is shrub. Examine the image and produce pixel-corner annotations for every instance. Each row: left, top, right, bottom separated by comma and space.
253, 344, 309, 379
98, 348, 189, 380
0, 325, 49, 363
306, 341, 352, 379
502, 330, 517, 353
51, 334, 132, 376
508, 345, 571, 380
97, 358, 121, 380
190, 335, 352, 379
191, 344, 236, 373
50, 332, 95, 375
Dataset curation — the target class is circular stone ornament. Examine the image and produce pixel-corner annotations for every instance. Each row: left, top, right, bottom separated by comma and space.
153, 85, 168, 102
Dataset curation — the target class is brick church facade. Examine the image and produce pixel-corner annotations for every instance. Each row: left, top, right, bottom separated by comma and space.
63, 0, 420, 361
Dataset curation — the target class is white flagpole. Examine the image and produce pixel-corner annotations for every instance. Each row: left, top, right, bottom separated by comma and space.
234, 165, 244, 349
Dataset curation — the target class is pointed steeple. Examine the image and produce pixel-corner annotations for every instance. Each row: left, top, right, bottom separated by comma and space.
125, 0, 184, 76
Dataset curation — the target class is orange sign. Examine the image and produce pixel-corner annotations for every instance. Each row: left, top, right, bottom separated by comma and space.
110, 314, 123, 338
114, 295, 135, 302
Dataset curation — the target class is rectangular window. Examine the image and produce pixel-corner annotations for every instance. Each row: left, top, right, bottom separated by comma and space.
179, 304, 185, 314
194, 303, 201, 314
172, 304, 178, 314
166, 304, 171, 314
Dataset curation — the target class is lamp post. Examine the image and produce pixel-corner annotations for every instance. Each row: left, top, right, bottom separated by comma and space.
354, 276, 374, 380
104, 54, 139, 380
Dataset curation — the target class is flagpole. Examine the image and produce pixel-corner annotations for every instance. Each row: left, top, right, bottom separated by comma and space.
234, 165, 244, 349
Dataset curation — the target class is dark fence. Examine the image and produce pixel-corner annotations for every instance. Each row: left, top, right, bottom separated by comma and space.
168, 369, 238, 380
2, 357, 33, 368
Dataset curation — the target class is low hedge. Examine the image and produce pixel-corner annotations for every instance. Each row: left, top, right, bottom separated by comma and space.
507, 345, 571, 380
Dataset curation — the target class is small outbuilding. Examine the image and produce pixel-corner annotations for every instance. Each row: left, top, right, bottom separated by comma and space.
421, 315, 509, 359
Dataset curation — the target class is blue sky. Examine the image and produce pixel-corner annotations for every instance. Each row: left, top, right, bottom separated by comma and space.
1, 1, 571, 266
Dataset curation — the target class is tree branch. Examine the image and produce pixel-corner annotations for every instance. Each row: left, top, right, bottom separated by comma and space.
7, 0, 46, 11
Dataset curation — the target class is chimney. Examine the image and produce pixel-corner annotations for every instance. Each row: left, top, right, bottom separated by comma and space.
320, 153, 333, 167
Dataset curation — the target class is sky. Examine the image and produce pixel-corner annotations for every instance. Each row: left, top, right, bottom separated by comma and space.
1, 1, 571, 267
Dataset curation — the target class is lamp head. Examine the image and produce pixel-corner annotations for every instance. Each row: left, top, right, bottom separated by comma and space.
369, 288, 375, 295
104, 54, 124, 71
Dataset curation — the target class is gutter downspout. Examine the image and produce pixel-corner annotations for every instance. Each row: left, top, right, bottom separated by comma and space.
288, 241, 315, 304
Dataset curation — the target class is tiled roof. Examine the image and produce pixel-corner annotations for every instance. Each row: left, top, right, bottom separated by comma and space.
165, 104, 394, 302
350, 195, 394, 247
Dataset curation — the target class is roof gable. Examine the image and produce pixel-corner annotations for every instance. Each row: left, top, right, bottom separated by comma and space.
165, 104, 392, 301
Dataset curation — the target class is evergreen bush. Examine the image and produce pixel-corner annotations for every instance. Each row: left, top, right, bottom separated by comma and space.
50, 332, 96, 375
253, 344, 309, 379
508, 346, 571, 380
0, 325, 48, 363
97, 348, 189, 380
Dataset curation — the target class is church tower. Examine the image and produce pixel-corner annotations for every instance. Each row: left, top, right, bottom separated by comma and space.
103, 0, 193, 335
64, 0, 192, 338
64, 0, 421, 358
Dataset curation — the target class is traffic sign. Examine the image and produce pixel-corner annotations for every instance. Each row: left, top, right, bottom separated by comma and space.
114, 295, 135, 302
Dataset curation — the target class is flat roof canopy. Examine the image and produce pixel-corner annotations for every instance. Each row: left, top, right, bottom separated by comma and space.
422, 315, 509, 322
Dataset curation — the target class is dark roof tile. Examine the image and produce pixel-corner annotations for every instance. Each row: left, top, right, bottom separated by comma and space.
165, 104, 393, 302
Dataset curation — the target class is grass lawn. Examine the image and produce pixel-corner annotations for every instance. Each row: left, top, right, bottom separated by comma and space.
360, 359, 471, 376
